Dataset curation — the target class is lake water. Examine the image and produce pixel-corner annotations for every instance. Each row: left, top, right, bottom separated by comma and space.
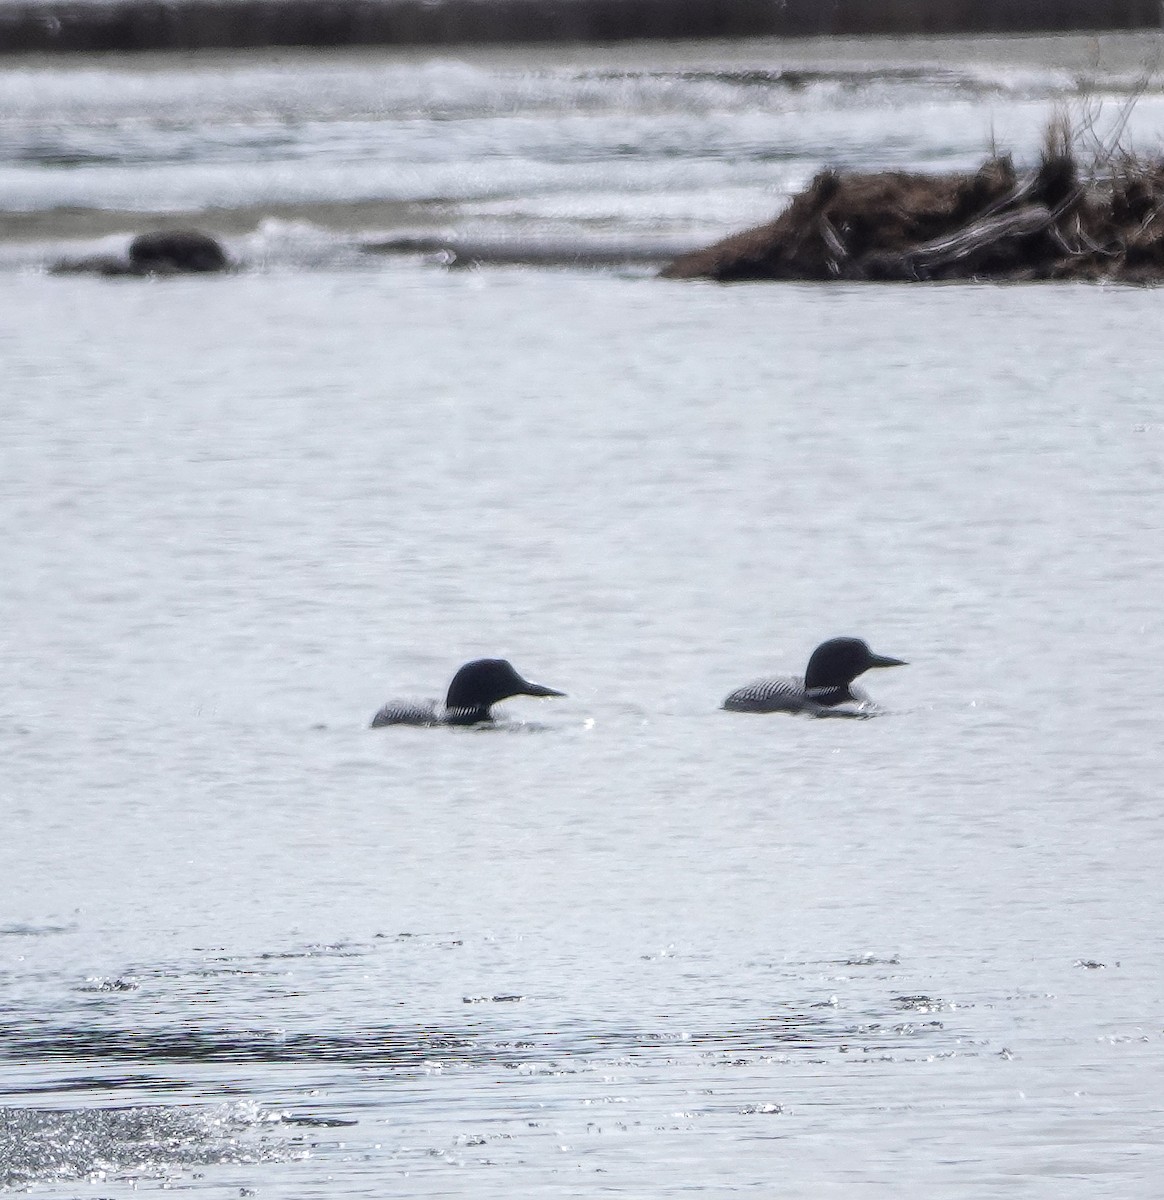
2, 31, 1164, 1200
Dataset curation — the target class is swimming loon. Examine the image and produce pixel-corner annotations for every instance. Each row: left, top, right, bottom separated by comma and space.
370, 658, 566, 727
722, 637, 907, 716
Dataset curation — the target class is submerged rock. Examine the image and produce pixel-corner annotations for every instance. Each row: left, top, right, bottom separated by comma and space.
662, 153, 1164, 284
128, 230, 228, 273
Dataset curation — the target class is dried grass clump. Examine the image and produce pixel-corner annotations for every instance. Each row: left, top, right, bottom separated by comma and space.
664, 104, 1164, 284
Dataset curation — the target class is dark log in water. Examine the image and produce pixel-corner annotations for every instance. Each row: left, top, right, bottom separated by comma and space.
662, 155, 1164, 283
363, 233, 699, 268
0, 0, 1160, 54
51, 229, 230, 275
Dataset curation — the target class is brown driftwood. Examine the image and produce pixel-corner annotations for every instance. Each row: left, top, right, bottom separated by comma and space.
863, 203, 1054, 280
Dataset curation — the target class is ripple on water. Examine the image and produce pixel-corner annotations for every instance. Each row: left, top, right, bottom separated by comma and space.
0, 924, 77, 938
0, 998, 966, 1074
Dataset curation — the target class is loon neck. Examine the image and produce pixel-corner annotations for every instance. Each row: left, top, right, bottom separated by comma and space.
442, 703, 494, 726
805, 683, 855, 707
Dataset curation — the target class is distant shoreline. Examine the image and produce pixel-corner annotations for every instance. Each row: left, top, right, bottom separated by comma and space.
0, 0, 1160, 56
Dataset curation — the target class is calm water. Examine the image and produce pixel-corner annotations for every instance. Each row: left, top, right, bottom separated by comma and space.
3, 31, 1164, 1200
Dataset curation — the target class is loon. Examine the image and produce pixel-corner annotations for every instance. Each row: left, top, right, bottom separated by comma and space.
370, 658, 565, 727
722, 637, 907, 717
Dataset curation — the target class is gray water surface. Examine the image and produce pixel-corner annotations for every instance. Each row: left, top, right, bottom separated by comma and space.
3, 266, 1163, 1197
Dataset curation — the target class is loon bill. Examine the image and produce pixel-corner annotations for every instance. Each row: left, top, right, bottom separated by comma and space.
371, 658, 565, 727
722, 637, 907, 716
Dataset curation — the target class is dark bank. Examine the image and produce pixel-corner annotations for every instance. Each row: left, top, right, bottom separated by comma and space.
663, 122, 1164, 283
0, 0, 1160, 55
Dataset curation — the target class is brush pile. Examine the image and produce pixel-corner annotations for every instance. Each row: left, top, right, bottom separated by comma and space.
663, 127, 1164, 283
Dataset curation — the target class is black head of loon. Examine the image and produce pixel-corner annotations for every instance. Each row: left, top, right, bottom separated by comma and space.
804, 637, 908, 704
443, 658, 565, 724
371, 658, 565, 727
